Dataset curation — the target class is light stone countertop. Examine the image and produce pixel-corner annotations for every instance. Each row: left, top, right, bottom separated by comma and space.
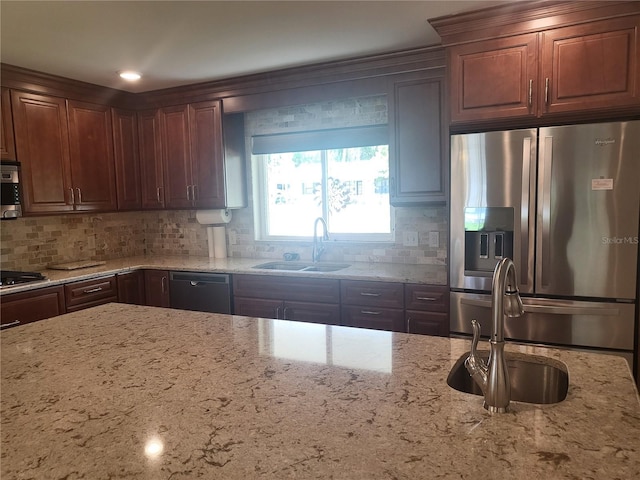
0, 255, 448, 296
1, 303, 639, 479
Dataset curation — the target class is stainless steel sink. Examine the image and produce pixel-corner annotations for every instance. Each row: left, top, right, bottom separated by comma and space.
447, 351, 569, 405
253, 261, 350, 272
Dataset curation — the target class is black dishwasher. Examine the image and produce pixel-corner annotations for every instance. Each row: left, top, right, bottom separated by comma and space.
169, 272, 232, 314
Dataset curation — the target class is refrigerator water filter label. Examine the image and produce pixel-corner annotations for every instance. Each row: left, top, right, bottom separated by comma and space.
592, 178, 613, 190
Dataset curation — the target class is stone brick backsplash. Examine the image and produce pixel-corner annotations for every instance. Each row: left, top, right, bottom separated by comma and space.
1, 206, 447, 271
1, 212, 148, 271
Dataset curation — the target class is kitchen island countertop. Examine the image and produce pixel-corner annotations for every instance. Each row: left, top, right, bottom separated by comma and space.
1, 303, 638, 479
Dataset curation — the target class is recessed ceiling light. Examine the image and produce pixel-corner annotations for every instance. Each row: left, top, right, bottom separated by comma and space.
118, 70, 141, 81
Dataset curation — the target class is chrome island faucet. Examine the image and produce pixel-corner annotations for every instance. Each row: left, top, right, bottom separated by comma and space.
312, 217, 329, 262
465, 257, 525, 413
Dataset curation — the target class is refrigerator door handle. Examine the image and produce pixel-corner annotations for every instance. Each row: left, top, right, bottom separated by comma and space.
461, 298, 619, 316
521, 136, 532, 287
524, 304, 619, 316
539, 136, 553, 287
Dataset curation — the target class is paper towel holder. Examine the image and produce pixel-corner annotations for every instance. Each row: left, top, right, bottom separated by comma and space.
195, 209, 232, 226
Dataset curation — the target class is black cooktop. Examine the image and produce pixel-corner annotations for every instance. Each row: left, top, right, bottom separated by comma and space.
0, 270, 46, 287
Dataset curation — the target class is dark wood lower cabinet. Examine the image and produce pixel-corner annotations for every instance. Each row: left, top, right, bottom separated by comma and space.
144, 270, 170, 307
406, 310, 449, 337
0, 285, 66, 329
64, 275, 118, 313
341, 305, 405, 332
117, 271, 146, 305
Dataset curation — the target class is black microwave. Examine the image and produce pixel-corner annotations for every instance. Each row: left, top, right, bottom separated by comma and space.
1, 161, 22, 219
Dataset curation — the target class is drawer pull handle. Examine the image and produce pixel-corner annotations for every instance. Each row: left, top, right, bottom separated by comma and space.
360, 310, 381, 315
416, 296, 437, 301
1, 320, 21, 329
83, 287, 103, 294
360, 292, 381, 297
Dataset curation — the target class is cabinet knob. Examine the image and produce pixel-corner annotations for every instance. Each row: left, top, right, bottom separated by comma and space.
76, 188, 82, 204
69, 188, 75, 205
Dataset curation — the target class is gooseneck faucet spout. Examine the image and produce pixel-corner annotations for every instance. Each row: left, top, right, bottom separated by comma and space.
465, 257, 524, 413
312, 217, 329, 262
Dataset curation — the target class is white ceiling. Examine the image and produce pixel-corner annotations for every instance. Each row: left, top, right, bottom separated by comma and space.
1, 1, 503, 93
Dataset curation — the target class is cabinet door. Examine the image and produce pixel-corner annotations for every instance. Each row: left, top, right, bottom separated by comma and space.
112, 108, 141, 210
389, 73, 447, 205
138, 109, 165, 209
234, 297, 281, 319
1, 87, 16, 160
67, 100, 117, 211
540, 16, 640, 115
0, 286, 66, 329
406, 310, 449, 337
144, 270, 170, 307
161, 105, 192, 208
11, 90, 74, 213
189, 100, 226, 208
448, 33, 539, 123
284, 301, 341, 325
117, 270, 146, 305
341, 305, 405, 332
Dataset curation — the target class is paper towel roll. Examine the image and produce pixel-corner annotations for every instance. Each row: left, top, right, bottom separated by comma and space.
196, 209, 232, 225
211, 226, 227, 259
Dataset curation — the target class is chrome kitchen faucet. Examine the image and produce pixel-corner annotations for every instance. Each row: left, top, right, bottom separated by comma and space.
465, 258, 525, 413
312, 217, 329, 262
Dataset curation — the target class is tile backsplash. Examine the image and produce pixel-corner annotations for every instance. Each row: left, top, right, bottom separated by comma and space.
1, 206, 447, 271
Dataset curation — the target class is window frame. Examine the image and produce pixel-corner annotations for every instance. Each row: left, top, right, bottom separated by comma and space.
253, 146, 395, 243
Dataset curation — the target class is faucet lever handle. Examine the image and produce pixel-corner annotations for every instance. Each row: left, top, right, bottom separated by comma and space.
465, 319, 488, 391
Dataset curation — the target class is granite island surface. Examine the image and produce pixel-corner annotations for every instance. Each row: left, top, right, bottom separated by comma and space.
1, 303, 639, 479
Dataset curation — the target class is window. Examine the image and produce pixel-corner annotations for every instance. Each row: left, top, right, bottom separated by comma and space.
252, 126, 392, 241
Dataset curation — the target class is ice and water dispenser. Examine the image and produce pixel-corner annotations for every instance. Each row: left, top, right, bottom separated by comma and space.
464, 207, 514, 276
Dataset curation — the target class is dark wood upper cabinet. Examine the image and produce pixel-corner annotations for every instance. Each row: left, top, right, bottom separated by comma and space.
138, 108, 165, 209
161, 104, 192, 209
11, 91, 118, 214
11, 90, 74, 213
1, 87, 16, 160
112, 108, 142, 210
432, 3, 640, 126
189, 100, 226, 209
540, 16, 640, 115
388, 71, 448, 205
158, 100, 226, 209
66, 100, 117, 211
448, 34, 539, 123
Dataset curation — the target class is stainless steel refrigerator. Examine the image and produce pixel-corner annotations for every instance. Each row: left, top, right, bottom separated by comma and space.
450, 120, 640, 365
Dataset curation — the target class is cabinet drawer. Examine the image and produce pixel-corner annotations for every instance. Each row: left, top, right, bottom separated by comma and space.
341, 305, 405, 332
64, 275, 118, 312
341, 280, 404, 309
233, 274, 340, 304
404, 284, 449, 313
1, 285, 66, 329
406, 310, 449, 337
284, 301, 340, 325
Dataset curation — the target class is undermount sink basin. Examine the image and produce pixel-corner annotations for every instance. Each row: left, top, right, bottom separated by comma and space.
253, 261, 350, 272
447, 351, 569, 405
